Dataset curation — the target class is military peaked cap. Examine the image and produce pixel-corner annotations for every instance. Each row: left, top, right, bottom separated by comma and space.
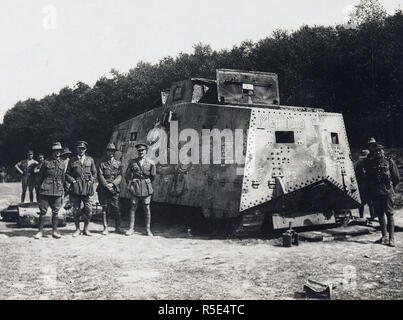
106, 143, 117, 151
61, 147, 72, 155
76, 140, 88, 148
135, 142, 149, 151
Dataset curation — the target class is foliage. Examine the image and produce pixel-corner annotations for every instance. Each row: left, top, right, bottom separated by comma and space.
348, 0, 387, 25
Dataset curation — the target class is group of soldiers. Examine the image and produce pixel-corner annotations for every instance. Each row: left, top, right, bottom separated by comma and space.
13, 136, 400, 246
355, 138, 400, 247
15, 140, 156, 239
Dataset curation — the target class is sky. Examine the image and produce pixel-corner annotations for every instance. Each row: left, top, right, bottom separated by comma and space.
0, 0, 402, 122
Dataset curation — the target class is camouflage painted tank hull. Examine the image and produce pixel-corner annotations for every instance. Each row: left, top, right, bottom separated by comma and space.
110, 69, 361, 236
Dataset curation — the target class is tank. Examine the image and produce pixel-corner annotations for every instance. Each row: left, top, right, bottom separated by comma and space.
110, 69, 361, 236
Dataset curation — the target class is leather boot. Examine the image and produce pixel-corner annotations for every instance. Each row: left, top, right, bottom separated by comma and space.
102, 209, 109, 235
375, 214, 388, 244
52, 214, 61, 239
145, 209, 153, 237
388, 215, 395, 247
375, 236, 388, 244
115, 214, 122, 234
83, 216, 92, 236
34, 215, 44, 239
29, 191, 34, 203
369, 205, 376, 220
72, 211, 81, 237
125, 208, 136, 236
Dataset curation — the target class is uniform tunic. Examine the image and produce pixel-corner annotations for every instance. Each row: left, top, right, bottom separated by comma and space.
125, 157, 156, 198
65, 155, 97, 196
362, 156, 400, 196
65, 155, 97, 217
38, 159, 65, 197
37, 158, 66, 216
362, 155, 400, 237
97, 158, 122, 215
97, 158, 122, 194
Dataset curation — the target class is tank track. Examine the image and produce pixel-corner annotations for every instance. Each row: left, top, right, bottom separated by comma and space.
230, 211, 266, 238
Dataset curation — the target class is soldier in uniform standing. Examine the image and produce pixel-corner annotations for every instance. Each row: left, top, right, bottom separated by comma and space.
367, 137, 377, 155
0, 167, 6, 183
97, 143, 123, 235
65, 141, 97, 237
15, 150, 38, 203
33, 153, 45, 202
61, 147, 73, 199
355, 149, 375, 220
61, 147, 72, 173
363, 143, 400, 247
125, 143, 156, 236
34, 142, 65, 239
59, 147, 74, 215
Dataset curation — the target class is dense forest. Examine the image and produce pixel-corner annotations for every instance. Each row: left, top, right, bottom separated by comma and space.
0, 1, 402, 167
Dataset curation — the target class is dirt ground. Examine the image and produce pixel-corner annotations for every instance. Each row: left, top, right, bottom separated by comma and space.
0, 182, 402, 300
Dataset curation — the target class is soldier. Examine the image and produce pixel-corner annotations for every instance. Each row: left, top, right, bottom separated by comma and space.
97, 143, 123, 235
65, 141, 97, 237
33, 153, 45, 202
61, 147, 72, 173
367, 137, 377, 157
355, 149, 375, 220
34, 142, 65, 239
363, 143, 400, 247
0, 167, 7, 183
125, 142, 156, 236
61, 147, 73, 197
15, 150, 38, 203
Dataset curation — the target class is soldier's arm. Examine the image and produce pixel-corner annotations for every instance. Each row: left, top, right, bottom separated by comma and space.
37, 161, 47, 186
33, 163, 41, 174
112, 164, 122, 187
125, 163, 132, 183
125, 163, 135, 190
98, 163, 109, 188
65, 160, 76, 183
390, 159, 400, 187
14, 161, 23, 175
150, 161, 156, 182
90, 158, 97, 183
61, 162, 66, 185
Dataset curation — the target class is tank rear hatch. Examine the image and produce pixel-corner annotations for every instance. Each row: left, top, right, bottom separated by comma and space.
164, 78, 218, 106
216, 69, 279, 106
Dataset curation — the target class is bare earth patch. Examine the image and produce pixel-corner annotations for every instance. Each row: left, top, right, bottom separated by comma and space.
0, 182, 402, 300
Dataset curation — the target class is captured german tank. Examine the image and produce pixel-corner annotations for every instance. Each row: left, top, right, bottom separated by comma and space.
110, 69, 361, 236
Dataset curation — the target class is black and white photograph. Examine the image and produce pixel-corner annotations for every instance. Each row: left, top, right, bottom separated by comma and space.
0, 0, 402, 306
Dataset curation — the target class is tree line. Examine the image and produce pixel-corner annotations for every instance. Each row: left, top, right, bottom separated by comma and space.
0, 6, 402, 170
